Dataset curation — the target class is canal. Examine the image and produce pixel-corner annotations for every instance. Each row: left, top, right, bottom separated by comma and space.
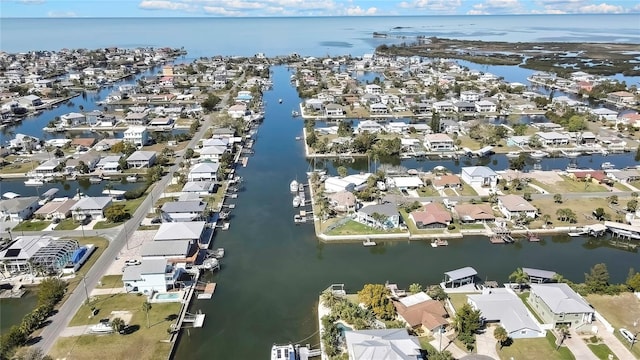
173, 65, 639, 359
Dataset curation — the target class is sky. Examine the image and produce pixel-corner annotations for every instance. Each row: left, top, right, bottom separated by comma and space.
1, 0, 639, 17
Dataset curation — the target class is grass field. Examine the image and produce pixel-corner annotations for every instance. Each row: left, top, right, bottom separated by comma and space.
0, 159, 39, 174
497, 332, 575, 360
587, 343, 618, 360
51, 294, 180, 360
585, 293, 640, 359
55, 218, 79, 230
325, 220, 404, 236
12, 220, 49, 232
529, 197, 611, 228
97, 275, 123, 289
448, 293, 471, 312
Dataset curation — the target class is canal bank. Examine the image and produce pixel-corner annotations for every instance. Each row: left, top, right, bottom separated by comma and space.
172, 65, 639, 359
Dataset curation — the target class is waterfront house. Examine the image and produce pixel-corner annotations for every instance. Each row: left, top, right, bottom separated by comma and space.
607, 169, 640, 183
528, 283, 594, 329
122, 258, 184, 295
356, 120, 383, 134
34, 199, 77, 220
590, 107, 618, 122
324, 174, 370, 193
568, 170, 606, 184
70, 196, 112, 221
197, 145, 227, 162
141, 239, 194, 261
70, 138, 97, 150
96, 155, 122, 173
506, 136, 530, 147
387, 176, 424, 190
468, 288, 544, 339
211, 127, 235, 138
355, 202, 400, 230
423, 133, 454, 151
439, 119, 460, 134
453, 101, 476, 114
432, 174, 462, 190
364, 84, 382, 94
385, 122, 408, 134
535, 131, 570, 147
153, 221, 207, 244
344, 329, 422, 360
523, 268, 557, 284
475, 100, 497, 113
324, 103, 345, 117
126, 150, 157, 168
123, 126, 150, 147
454, 203, 495, 223
160, 201, 207, 222
181, 181, 216, 195
0, 196, 40, 222
18, 94, 43, 108
327, 191, 358, 213
0, 236, 79, 275
305, 98, 324, 111
124, 111, 149, 125
432, 100, 454, 113
606, 91, 636, 106
187, 162, 219, 182
393, 292, 449, 334
34, 159, 61, 175
461, 166, 498, 189
409, 203, 451, 229
227, 104, 248, 118
60, 112, 86, 126
441, 267, 477, 289
460, 90, 481, 102
497, 195, 537, 221
369, 102, 388, 115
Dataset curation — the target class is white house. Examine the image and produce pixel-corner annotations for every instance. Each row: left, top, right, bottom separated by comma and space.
198, 145, 227, 162
60, 112, 86, 126
590, 108, 618, 122
355, 202, 400, 229
461, 166, 499, 189
126, 150, 157, 168
123, 126, 150, 147
70, 196, 113, 221
423, 133, 455, 151
122, 258, 183, 295
188, 162, 219, 182
475, 100, 497, 113
364, 84, 382, 94
498, 194, 537, 220
0, 197, 40, 222
344, 329, 422, 360
356, 120, 383, 134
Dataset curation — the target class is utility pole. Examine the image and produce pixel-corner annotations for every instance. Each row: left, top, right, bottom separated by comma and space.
82, 275, 89, 304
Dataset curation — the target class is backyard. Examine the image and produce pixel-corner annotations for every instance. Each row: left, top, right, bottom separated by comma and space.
325, 219, 405, 236
497, 332, 575, 360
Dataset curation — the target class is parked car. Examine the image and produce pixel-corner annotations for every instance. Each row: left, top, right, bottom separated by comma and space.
619, 328, 637, 343
151, 217, 162, 224
124, 259, 141, 266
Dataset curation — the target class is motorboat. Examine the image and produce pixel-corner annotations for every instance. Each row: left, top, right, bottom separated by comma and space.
208, 248, 225, 259
298, 183, 304, 192
289, 179, 299, 192
292, 195, 301, 208
505, 151, 521, 158
563, 150, 580, 158
278, 98, 283, 104
24, 178, 44, 186
567, 227, 587, 237
126, 175, 137, 183
529, 150, 548, 159
89, 321, 114, 334
202, 258, 220, 270
363, 239, 377, 247
601, 162, 615, 170
89, 177, 102, 184
271, 344, 295, 360
294, 214, 303, 223
431, 239, 448, 247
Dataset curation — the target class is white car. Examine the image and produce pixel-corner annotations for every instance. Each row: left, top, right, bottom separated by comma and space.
619, 328, 637, 343
124, 259, 141, 266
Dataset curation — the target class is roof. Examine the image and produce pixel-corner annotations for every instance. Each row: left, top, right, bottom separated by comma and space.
154, 221, 205, 241
34, 199, 77, 215
327, 191, 357, 206
161, 201, 206, 214
498, 195, 536, 212
182, 181, 215, 192
445, 266, 477, 281
140, 258, 168, 274
0, 196, 39, 213
455, 203, 495, 221
394, 298, 448, 330
468, 289, 542, 335
345, 329, 421, 360
0, 236, 52, 260
127, 151, 156, 161
71, 196, 112, 211
530, 283, 593, 314
523, 268, 556, 280
190, 162, 219, 173
359, 203, 398, 218
389, 176, 423, 188
410, 203, 451, 225
122, 265, 142, 281
432, 175, 461, 187
141, 239, 191, 257
424, 133, 453, 142
462, 166, 498, 178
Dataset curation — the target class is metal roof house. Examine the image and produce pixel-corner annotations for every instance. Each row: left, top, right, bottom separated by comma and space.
442, 267, 477, 290
0, 236, 79, 275
528, 283, 594, 328
344, 328, 422, 360
141, 239, 192, 260
122, 258, 183, 295
160, 201, 207, 222
522, 268, 557, 284
153, 221, 206, 243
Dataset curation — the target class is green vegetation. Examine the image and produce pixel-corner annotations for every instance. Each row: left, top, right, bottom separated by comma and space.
357, 284, 395, 320
585, 293, 640, 359
97, 275, 123, 289
12, 220, 48, 232
325, 220, 404, 236
587, 343, 617, 360
496, 332, 575, 360
452, 303, 481, 351
54, 218, 78, 230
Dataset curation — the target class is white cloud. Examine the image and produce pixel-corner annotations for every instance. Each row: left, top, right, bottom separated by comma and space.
47, 10, 77, 17
202, 6, 242, 16
578, 3, 624, 13
345, 5, 377, 15
139, 0, 194, 11
398, 0, 462, 12
470, 0, 525, 14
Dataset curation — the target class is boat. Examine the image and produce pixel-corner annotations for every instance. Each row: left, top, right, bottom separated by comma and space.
291, 110, 300, 117
505, 151, 521, 158
202, 258, 220, 271
271, 344, 295, 360
208, 248, 225, 259
278, 98, 283, 104
289, 179, 299, 192
294, 214, 303, 223
563, 150, 580, 158
567, 227, 587, 237
526, 232, 540, 242
363, 239, 377, 247
601, 162, 615, 170
219, 209, 231, 220
126, 175, 137, 183
298, 183, 304, 192
292, 195, 301, 208
89, 321, 114, 334
24, 178, 44, 186
295, 136, 302, 141
529, 150, 548, 159
431, 239, 448, 247
89, 177, 102, 184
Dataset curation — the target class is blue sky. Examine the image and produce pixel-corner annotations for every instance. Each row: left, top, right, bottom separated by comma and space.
1, 0, 639, 17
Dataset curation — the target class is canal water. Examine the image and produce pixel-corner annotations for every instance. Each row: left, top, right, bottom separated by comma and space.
173, 66, 640, 359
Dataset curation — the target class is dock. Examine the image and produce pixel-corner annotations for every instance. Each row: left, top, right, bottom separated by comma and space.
196, 282, 216, 300
182, 310, 205, 328
242, 157, 249, 167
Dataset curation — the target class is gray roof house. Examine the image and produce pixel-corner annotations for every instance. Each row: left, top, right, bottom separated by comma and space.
181, 181, 216, 194
498, 194, 537, 220
344, 329, 422, 360
460, 166, 498, 189
0, 196, 40, 222
153, 221, 206, 242
70, 196, 112, 220
126, 150, 157, 168
523, 268, 557, 284
122, 258, 180, 295
160, 201, 207, 222
442, 267, 477, 289
528, 283, 594, 328
468, 288, 544, 339
141, 239, 192, 260
188, 162, 219, 182
355, 202, 400, 229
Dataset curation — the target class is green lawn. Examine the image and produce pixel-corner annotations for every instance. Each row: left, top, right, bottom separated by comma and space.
12, 220, 48, 232
448, 293, 471, 312
0, 160, 39, 174
460, 223, 485, 230
98, 275, 123, 289
585, 293, 640, 359
554, 176, 609, 193
325, 220, 404, 236
55, 218, 79, 230
417, 186, 439, 197
51, 294, 180, 360
458, 185, 478, 196
587, 343, 618, 360
93, 221, 122, 230
497, 332, 575, 360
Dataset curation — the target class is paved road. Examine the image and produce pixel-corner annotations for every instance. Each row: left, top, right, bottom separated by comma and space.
34, 75, 243, 355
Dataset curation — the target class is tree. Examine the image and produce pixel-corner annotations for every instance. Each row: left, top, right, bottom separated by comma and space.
201, 93, 221, 112
635, 145, 640, 162
104, 204, 131, 223
493, 326, 509, 350
142, 301, 152, 329
111, 317, 126, 334
184, 148, 194, 159
337, 166, 348, 178
627, 199, 638, 212
555, 324, 570, 350
452, 303, 481, 351
337, 121, 353, 137
593, 207, 606, 221
408, 283, 422, 294
553, 194, 563, 203
509, 268, 529, 291
508, 154, 526, 171
627, 272, 640, 291
430, 112, 441, 133
320, 289, 342, 308
357, 284, 395, 320
607, 195, 619, 205
427, 285, 448, 301
584, 263, 610, 294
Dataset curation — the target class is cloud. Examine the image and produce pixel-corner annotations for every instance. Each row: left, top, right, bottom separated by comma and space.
398, 0, 462, 12
534, 0, 625, 13
345, 6, 377, 15
47, 10, 77, 17
469, 0, 525, 14
202, 6, 242, 16
139, 0, 194, 11
578, 3, 624, 13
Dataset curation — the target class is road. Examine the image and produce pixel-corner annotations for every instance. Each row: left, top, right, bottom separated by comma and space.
34, 76, 241, 355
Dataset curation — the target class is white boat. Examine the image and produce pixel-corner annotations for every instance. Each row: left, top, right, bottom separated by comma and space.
567, 227, 587, 237
294, 214, 303, 223
24, 178, 44, 186
601, 162, 615, 170
126, 175, 137, 183
89, 322, 114, 334
298, 183, 304, 192
202, 258, 220, 270
292, 196, 301, 208
529, 150, 548, 159
278, 98, 283, 104
271, 344, 295, 360
505, 151, 521, 158
563, 151, 580, 158
363, 239, 377, 247
89, 177, 102, 184
431, 239, 448, 247
289, 180, 299, 192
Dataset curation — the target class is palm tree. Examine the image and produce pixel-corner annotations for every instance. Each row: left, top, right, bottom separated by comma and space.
320, 289, 342, 308
493, 326, 509, 350
111, 317, 125, 334
555, 325, 570, 350
509, 268, 529, 291
142, 301, 151, 328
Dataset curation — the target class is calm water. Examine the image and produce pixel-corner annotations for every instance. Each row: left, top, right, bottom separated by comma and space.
174, 66, 639, 359
0, 291, 37, 334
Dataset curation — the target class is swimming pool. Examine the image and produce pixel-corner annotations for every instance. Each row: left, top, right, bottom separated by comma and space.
151, 292, 183, 303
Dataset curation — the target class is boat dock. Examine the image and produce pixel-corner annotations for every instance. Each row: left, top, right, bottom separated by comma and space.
182, 310, 205, 328
241, 157, 249, 167
489, 227, 515, 244
196, 282, 216, 300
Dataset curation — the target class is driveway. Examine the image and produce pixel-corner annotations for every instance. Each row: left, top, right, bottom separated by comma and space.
563, 329, 598, 360
592, 321, 636, 360
476, 328, 499, 359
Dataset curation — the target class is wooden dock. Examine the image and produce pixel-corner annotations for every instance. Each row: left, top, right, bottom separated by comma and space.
242, 157, 249, 167
196, 283, 216, 300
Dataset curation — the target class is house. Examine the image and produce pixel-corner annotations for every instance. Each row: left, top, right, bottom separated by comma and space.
528, 283, 594, 328
590, 107, 618, 122
432, 100, 453, 113
153, 221, 206, 243
188, 162, 219, 182
535, 132, 570, 147
423, 133, 454, 151
60, 112, 86, 126
34, 159, 61, 175
468, 288, 544, 339
607, 169, 640, 183
439, 119, 460, 134
568, 170, 607, 184
140, 239, 193, 260
198, 145, 227, 162
461, 166, 498, 189
442, 266, 477, 289
369, 102, 388, 115
160, 201, 207, 222
34, 199, 77, 220
70, 196, 112, 221
393, 292, 449, 334
498, 195, 537, 220
0, 196, 40, 222
227, 104, 248, 118
607, 91, 636, 106
181, 181, 216, 195
409, 203, 452, 229
356, 120, 383, 134
344, 329, 422, 360
0, 236, 79, 274
211, 127, 235, 138
454, 203, 495, 223
327, 191, 357, 213
18, 94, 43, 108
432, 175, 462, 190
453, 101, 476, 113
355, 202, 400, 229
324, 174, 371, 193
324, 103, 344, 117
387, 176, 424, 190
523, 268, 557, 284
96, 155, 122, 173
364, 84, 382, 94
123, 126, 150, 147
122, 259, 184, 295
460, 90, 481, 102
475, 100, 497, 113
124, 111, 149, 125
126, 150, 157, 168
